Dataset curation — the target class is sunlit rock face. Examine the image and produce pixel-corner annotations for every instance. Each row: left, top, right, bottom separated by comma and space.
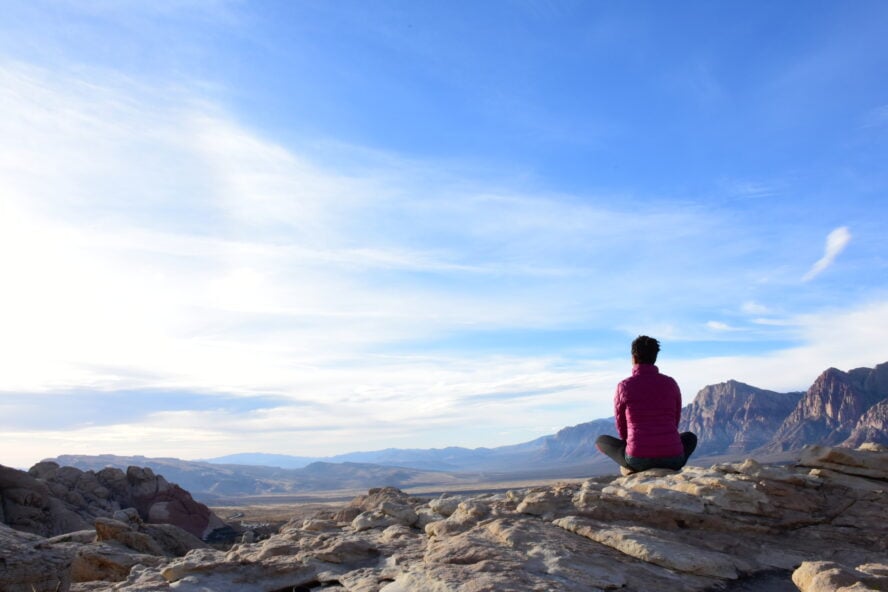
842, 399, 888, 448
5, 444, 885, 592
680, 380, 802, 455
679, 362, 888, 457
0, 512, 206, 592
767, 363, 888, 451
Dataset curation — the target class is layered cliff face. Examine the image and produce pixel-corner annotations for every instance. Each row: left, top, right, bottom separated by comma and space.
766, 363, 888, 452
679, 380, 802, 456
842, 399, 888, 448
676, 362, 887, 457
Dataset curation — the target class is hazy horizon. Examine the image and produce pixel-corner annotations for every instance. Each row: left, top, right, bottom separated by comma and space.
2, 2, 887, 469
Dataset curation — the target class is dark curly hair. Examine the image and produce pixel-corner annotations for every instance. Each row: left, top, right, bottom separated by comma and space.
631, 335, 660, 365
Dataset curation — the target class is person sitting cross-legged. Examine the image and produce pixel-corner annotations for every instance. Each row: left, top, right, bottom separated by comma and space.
595, 335, 697, 474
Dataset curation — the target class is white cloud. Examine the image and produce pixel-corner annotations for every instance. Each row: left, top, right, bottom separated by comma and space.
723, 179, 778, 198
706, 321, 742, 332
673, 299, 888, 395
802, 226, 852, 281
741, 301, 770, 315
751, 317, 794, 327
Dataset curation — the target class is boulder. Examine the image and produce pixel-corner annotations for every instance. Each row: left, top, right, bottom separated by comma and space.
94, 517, 166, 556
126, 466, 227, 539
29, 461, 62, 480
516, 486, 574, 518
428, 495, 461, 517
0, 522, 73, 592
143, 523, 210, 556
0, 464, 90, 536
424, 500, 491, 538
352, 510, 398, 532
793, 561, 888, 592
70, 543, 165, 583
0, 513, 208, 590
313, 537, 379, 564
799, 444, 888, 478
302, 518, 338, 531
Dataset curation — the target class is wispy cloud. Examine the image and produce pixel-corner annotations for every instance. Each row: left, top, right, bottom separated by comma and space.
802, 226, 852, 281
672, 300, 888, 394
723, 180, 779, 199
706, 321, 743, 332
741, 301, 770, 315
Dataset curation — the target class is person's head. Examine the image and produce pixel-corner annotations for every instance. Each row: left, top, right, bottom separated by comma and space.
631, 335, 660, 365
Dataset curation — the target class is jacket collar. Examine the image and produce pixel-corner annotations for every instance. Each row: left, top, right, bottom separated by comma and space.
632, 364, 659, 375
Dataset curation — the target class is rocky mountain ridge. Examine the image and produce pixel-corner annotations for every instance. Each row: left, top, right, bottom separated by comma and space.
3, 444, 886, 591
43, 361, 887, 501
47, 456, 489, 503
765, 363, 888, 451
678, 380, 803, 455
682, 362, 888, 457
201, 421, 617, 474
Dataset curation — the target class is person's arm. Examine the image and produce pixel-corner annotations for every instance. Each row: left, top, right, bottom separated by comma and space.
615, 383, 628, 441
674, 379, 682, 429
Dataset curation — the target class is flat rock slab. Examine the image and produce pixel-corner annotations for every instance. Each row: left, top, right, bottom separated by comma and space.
553, 516, 740, 579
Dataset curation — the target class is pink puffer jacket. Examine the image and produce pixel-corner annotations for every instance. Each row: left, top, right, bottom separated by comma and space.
614, 364, 683, 458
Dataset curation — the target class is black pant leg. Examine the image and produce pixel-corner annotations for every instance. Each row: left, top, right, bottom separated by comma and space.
680, 432, 698, 460
595, 434, 631, 468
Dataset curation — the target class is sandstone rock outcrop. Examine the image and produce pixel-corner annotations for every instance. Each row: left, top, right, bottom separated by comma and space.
123, 466, 228, 540
4, 444, 881, 591
0, 463, 93, 536
0, 510, 208, 592
0, 522, 73, 592
0, 462, 230, 541
792, 560, 888, 592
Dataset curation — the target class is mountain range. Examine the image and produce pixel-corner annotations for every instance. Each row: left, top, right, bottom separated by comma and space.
682, 361, 888, 455
204, 417, 618, 472
46, 361, 887, 501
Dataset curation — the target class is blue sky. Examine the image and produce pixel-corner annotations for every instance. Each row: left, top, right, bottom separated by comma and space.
1, 1, 886, 468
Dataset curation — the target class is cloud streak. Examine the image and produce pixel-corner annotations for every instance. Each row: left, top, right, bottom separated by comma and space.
706, 321, 743, 332
802, 226, 852, 281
